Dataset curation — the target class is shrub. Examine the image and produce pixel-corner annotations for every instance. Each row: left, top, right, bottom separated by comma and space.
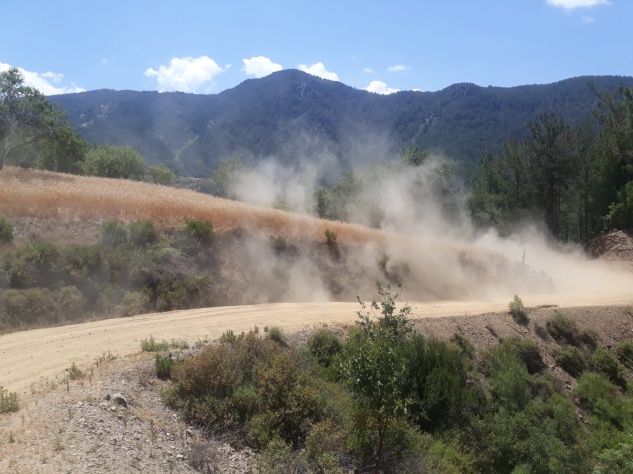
485, 348, 532, 411
0, 217, 13, 243
307, 329, 343, 368
449, 333, 476, 360
128, 220, 159, 247
82, 145, 146, 180
100, 220, 128, 248
575, 372, 632, 428
140, 335, 170, 352
154, 274, 213, 312
121, 291, 151, 317
578, 329, 599, 351
553, 345, 586, 377
0, 386, 19, 413
155, 353, 174, 380
219, 329, 237, 344
67, 362, 83, 380
55, 286, 87, 321
147, 164, 175, 185
546, 312, 580, 345
4, 240, 60, 288
0, 288, 58, 327
508, 295, 528, 325
616, 341, 633, 370
185, 220, 214, 244
267, 326, 287, 347
324, 228, 337, 244
502, 337, 544, 374
591, 349, 626, 388
59, 244, 102, 283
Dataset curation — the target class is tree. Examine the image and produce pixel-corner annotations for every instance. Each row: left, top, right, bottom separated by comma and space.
35, 123, 88, 174
338, 282, 411, 473
82, 145, 146, 180
147, 163, 175, 185
0, 67, 65, 171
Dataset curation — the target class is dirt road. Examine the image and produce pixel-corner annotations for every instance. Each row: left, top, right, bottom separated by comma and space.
3, 291, 632, 397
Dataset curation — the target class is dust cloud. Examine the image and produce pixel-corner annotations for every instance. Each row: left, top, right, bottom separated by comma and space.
218, 148, 633, 306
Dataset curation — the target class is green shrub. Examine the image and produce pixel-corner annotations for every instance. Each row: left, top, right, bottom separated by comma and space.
0, 386, 19, 413
267, 326, 287, 347
508, 295, 528, 325
307, 329, 343, 368
67, 362, 83, 380
154, 274, 213, 312
591, 349, 626, 388
546, 312, 580, 345
485, 349, 532, 411
155, 353, 174, 380
4, 240, 60, 288
140, 335, 170, 352
0, 217, 13, 243
59, 244, 102, 283
147, 164, 175, 185
553, 345, 586, 377
324, 228, 337, 244
578, 329, 599, 351
185, 220, 214, 244
219, 329, 237, 344
575, 372, 632, 428
82, 145, 145, 180
616, 341, 633, 370
502, 337, 544, 374
100, 220, 128, 248
0, 288, 58, 327
128, 220, 159, 247
449, 333, 476, 360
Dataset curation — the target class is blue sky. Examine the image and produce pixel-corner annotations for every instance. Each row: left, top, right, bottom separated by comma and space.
0, 0, 630, 96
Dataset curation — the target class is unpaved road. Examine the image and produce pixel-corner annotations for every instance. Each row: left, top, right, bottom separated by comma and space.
2, 292, 633, 397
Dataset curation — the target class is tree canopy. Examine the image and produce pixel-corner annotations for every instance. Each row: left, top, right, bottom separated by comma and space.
0, 67, 66, 171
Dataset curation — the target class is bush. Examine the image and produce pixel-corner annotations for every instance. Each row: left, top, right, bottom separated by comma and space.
616, 341, 633, 370
219, 329, 237, 344
4, 240, 60, 288
100, 220, 128, 248
0, 386, 19, 413
140, 335, 170, 352
155, 353, 174, 380
325, 228, 337, 244
267, 326, 287, 347
575, 372, 632, 428
82, 145, 146, 180
502, 337, 544, 375
546, 312, 580, 346
307, 329, 343, 368
128, 220, 159, 247
484, 348, 532, 411
55, 286, 87, 321
591, 349, 626, 388
553, 345, 586, 377
0, 288, 58, 327
185, 220, 214, 244
147, 164, 175, 185
0, 216, 13, 243
508, 295, 528, 325
121, 291, 151, 317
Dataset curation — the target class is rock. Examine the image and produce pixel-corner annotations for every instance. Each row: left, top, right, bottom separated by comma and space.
111, 393, 128, 407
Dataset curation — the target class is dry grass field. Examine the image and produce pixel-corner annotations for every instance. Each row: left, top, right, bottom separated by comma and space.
0, 167, 385, 245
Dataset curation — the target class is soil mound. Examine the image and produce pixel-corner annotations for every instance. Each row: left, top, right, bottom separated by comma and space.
585, 230, 633, 262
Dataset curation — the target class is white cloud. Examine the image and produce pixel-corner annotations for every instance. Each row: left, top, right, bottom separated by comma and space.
388, 64, 409, 72
0, 62, 85, 95
364, 80, 400, 95
412, 88, 424, 92
298, 62, 339, 81
145, 56, 224, 93
241, 56, 282, 78
363, 67, 375, 74
546, 0, 610, 9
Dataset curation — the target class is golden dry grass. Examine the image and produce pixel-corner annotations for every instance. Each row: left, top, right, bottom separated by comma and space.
0, 167, 387, 245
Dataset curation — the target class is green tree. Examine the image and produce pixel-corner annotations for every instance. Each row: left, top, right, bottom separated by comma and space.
35, 123, 88, 174
146, 163, 175, 185
338, 283, 411, 473
0, 67, 66, 171
82, 145, 146, 180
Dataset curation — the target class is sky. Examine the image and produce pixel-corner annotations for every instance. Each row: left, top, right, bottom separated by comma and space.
0, 0, 631, 96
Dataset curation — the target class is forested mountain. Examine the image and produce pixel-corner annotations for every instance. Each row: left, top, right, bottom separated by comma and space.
52, 70, 633, 177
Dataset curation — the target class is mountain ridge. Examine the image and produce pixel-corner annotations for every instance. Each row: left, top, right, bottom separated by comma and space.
51, 69, 633, 177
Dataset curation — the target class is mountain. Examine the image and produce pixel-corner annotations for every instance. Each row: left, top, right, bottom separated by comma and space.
52, 70, 633, 177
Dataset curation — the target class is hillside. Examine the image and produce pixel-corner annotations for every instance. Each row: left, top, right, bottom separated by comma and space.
52, 70, 633, 176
